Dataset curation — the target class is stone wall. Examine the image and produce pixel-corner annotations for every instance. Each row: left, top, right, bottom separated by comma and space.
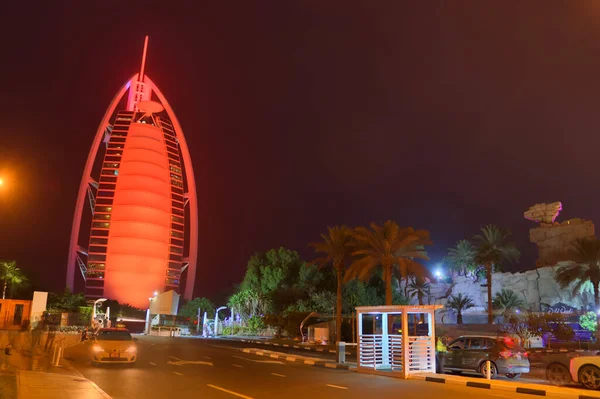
529, 218, 594, 266
402, 264, 594, 323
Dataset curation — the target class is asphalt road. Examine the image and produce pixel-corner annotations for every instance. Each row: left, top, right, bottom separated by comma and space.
63, 336, 556, 399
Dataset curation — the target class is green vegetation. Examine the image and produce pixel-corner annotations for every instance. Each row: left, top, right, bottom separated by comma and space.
345, 221, 431, 305
501, 312, 574, 347
473, 225, 520, 324
310, 225, 353, 346
445, 293, 474, 324
492, 289, 525, 318
0, 260, 28, 299
556, 237, 600, 332
579, 311, 597, 333
225, 220, 430, 339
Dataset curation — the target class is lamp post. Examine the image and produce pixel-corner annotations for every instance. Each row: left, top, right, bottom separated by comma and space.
92, 298, 107, 327
214, 306, 226, 336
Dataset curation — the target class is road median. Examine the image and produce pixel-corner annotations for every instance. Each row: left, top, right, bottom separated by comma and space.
240, 347, 354, 370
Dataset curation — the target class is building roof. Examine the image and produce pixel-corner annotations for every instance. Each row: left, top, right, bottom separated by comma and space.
356, 305, 443, 313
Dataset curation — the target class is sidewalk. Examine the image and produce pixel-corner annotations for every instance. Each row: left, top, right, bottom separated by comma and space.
17, 370, 111, 399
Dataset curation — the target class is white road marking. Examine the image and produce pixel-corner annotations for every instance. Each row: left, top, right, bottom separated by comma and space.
207, 384, 255, 399
232, 355, 284, 365
148, 362, 156, 366
232, 364, 244, 368
204, 356, 212, 360
269, 354, 279, 359
286, 356, 296, 362
168, 356, 181, 361
283, 344, 289, 347
271, 373, 286, 377
173, 371, 183, 376
326, 384, 348, 390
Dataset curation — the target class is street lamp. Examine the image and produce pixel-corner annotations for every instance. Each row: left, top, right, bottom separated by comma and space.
214, 306, 227, 336
92, 298, 107, 326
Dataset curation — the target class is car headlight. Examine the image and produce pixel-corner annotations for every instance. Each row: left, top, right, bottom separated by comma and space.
126, 346, 137, 353
92, 345, 104, 353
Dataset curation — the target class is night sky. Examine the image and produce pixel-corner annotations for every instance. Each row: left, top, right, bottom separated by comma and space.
2, 2, 600, 303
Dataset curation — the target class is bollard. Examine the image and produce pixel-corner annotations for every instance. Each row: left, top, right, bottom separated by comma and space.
486, 360, 491, 380
52, 346, 59, 366
338, 342, 346, 364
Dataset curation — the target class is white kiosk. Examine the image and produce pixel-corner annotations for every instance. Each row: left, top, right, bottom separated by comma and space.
356, 305, 442, 379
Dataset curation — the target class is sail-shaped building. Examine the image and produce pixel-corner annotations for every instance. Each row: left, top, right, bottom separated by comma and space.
66, 37, 198, 309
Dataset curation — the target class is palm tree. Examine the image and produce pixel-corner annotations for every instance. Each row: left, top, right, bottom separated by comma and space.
408, 276, 431, 305
555, 237, 600, 329
345, 221, 431, 305
310, 225, 354, 350
447, 240, 477, 277
492, 289, 524, 319
0, 261, 27, 299
473, 225, 520, 324
446, 293, 475, 324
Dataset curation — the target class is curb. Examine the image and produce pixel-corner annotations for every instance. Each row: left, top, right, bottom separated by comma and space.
238, 339, 355, 356
241, 348, 354, 370
412, 374, 599, 398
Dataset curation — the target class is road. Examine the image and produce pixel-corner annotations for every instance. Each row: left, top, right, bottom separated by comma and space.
63, 336, 554, 399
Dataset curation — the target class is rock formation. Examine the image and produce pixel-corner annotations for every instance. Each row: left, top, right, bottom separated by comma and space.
524, 202, 563, 224
524, 202, 595, 266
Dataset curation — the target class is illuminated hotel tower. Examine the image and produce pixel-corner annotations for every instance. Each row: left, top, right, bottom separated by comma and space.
66, 37, 198, 309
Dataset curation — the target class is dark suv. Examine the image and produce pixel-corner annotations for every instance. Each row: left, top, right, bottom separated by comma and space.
438, 335, 530, 379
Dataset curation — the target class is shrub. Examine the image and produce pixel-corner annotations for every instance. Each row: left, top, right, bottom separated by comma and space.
247, 316, 264, 333
579, 312, 597, 332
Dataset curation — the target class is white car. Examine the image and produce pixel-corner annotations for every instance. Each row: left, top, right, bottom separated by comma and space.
570, 355, 600, 390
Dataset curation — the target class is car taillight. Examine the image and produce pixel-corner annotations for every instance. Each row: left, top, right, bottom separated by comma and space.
499, 351, 513, 359
523, 352, 528, 358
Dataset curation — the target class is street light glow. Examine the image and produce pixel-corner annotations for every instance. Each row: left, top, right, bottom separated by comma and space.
434, 269, 442, 278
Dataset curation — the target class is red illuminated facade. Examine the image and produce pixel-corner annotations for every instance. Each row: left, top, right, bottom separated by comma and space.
66, 37, 198, 309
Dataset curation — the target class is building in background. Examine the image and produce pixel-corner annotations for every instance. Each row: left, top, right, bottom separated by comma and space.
66, 37, 198, 309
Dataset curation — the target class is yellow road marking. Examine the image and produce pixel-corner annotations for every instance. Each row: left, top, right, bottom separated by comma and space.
232, 364, 244, 368
173, 372, 183, 376
271, 373, 286, 377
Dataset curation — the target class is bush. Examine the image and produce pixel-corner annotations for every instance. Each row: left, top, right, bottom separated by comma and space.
580, 312, 597, 332
247, 316, 264, 333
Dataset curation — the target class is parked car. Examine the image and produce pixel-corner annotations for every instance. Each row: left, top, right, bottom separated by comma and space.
570, 355, 600, 390
437, 335, 530, 379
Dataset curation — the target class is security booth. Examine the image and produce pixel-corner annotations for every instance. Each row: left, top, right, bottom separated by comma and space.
356, 305, 442, 379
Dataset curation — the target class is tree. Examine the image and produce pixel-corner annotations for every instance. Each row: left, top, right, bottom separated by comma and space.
555, 237, 600, 331
0, 261, 27, 299
345, 221, 431, 305
310, 225, 354, 350
446, 293, 474, 324
47, 288, 87, 312
179, 297, 215, 319
239, 247, 304, 313
408, 276, 431, 305
492, 289, 525, 319
473, 225, 520, 324
447, 240, 479, 278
